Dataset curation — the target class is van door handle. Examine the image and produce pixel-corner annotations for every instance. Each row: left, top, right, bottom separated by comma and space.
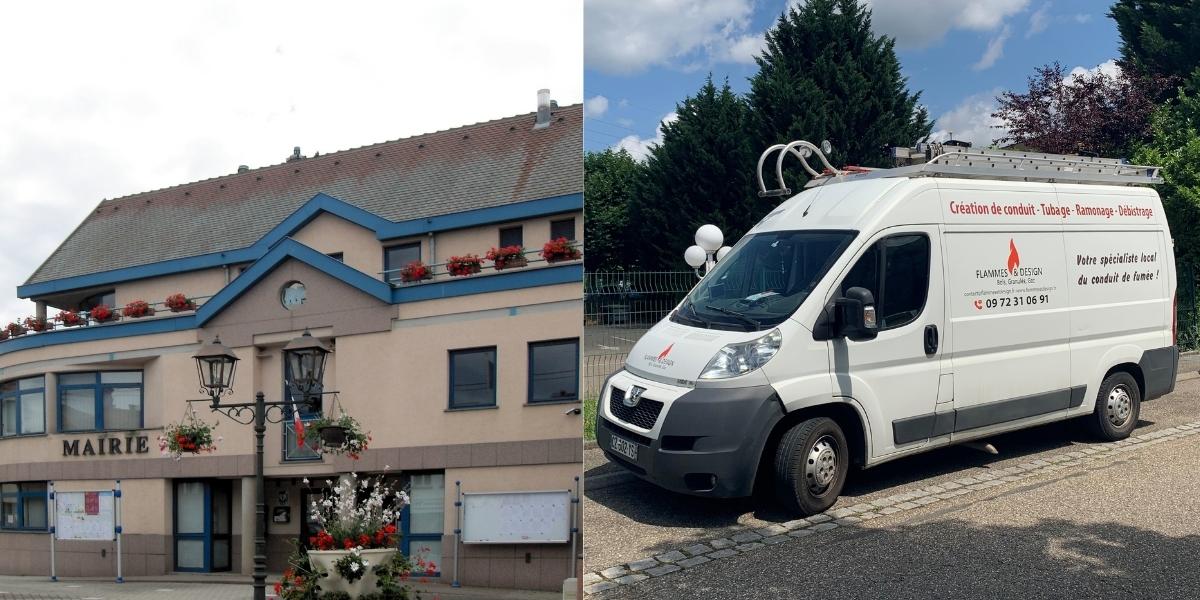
924, 324, 939, 355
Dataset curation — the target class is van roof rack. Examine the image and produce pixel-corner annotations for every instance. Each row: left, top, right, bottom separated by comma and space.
756, 140, 1163, 196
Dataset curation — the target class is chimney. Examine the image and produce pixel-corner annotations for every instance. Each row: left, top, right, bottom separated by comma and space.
237, 165, 249, 173
534, 88, 551, 129
287, 146, 305, 162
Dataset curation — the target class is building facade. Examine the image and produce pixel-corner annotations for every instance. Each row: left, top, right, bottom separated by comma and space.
0, 102, 583, 591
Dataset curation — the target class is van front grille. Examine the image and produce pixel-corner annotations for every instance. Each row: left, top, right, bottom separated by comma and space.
608, 386, 664, 430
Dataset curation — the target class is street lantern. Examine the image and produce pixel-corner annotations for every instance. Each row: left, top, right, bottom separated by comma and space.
283, 329, 330, 399
193, 336, 239, 401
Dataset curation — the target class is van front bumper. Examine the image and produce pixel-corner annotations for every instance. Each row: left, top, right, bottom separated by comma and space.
596, 375, 785, 498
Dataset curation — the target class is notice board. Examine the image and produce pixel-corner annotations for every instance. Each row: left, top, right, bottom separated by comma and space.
55, 491, 115, 541
462, 490, 571, 544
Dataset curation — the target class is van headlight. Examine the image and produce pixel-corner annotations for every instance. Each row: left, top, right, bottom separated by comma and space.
699, 329, 782, 379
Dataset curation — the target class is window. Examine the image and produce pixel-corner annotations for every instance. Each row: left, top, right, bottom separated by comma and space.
57, 371, 143, 432
550, 218, 576, 241
529, 339, 579, 403
327, 252, 344, 262
80, 290, 115, 312
283, 359, 322, 461
1, 482, 48, 530
677, 230, 856, 331
1, 376, 45, 436
840, 233, 930, 330
449, 348, 497, 409
384, 243, 422, 283
499, 226, 523, 248
402, 473, 444, 576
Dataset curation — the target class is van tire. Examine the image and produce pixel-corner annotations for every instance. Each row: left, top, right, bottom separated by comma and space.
1087, 372, 1141, 441
773, 417, 849, 516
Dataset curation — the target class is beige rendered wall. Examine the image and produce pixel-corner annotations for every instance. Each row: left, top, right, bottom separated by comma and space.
117, 268, 230, 309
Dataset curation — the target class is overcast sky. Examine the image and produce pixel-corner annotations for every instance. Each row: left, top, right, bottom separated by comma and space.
0, 0, 582, 324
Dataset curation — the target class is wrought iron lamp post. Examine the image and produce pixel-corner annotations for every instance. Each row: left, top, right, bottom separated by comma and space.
192, 331, 330, 600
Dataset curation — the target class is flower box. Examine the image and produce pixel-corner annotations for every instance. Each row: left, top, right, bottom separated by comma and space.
486, 245, 528, 270
164, 293, 198, 312
542, 237, 582, 263
90, 304, 117, 323
56, 311, 85, 327
308, 548, 397, 596
399, 260, 432, 283
5, 323, 26, 338
23, 317, 48, 333
446, 254, 483, 277
122, 300, 155, 318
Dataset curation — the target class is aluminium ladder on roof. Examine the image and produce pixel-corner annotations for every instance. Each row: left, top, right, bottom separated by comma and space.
756, 141, 1164, 197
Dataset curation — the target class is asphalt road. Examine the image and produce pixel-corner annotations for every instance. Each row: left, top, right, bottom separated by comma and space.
585, 374, 1200, 598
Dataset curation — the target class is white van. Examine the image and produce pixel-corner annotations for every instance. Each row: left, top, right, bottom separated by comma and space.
595, 142, 1179, 515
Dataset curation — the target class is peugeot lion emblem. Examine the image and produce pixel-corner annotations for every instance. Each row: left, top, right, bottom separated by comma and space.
624, 386, 646, 408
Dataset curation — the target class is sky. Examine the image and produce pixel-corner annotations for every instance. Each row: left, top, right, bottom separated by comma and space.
583, 0, 1122, 159
0, 0, 582, 324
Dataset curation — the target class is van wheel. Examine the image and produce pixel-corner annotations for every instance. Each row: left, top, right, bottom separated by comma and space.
773, 417, 848, 516
1087, 372, 1141, 441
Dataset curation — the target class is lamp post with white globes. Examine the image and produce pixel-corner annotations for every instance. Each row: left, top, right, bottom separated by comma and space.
684, 224, 733, 278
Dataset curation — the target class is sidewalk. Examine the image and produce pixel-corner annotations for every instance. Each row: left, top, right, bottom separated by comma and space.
0, 574, 562, 599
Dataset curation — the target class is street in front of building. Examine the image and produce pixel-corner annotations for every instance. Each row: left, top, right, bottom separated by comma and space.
584, 372, 1200, 598
0, 575, 561, 600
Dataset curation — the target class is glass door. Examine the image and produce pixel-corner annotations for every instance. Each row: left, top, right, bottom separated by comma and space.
173, 480, 232, 572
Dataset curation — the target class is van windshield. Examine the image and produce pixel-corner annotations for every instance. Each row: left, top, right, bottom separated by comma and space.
674, 230, 856, 331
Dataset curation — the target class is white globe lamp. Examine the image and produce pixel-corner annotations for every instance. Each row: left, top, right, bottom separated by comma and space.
683, 245, 707, 269
695, 224, 724, 252
715, 246, 732, 262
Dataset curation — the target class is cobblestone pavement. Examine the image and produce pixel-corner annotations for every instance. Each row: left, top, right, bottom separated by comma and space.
584, 373, 1200, 597
0, 577, 559, 600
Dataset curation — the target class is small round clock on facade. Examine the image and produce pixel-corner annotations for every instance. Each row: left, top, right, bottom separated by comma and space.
281, 281, 307, 310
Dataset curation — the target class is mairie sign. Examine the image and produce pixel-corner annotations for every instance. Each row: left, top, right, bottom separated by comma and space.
62, 435, 151, 457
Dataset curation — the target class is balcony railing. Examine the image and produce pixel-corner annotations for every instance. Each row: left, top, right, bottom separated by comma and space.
0, 295, 213, 343
379, 241, 583, 286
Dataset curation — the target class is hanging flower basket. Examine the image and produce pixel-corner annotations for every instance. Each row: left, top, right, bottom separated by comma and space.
446, 254, 483, 277
158, 412, 219, 460
5, 322, 26, 338
55, 311, 85, 327
90, 304, 117, 323
23, 317, 49, 333
122, 300, 155, 318
541, 237, 582, 263
486, 245, 528, 270
164, 293, 198, 312
304, 414, 370, 459
399, 260, 432, 283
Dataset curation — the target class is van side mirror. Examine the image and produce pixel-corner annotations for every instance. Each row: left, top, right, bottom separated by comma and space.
835, 287, 878, 341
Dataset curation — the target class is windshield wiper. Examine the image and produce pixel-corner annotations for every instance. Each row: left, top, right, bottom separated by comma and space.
682, 301, 710, 327
704, 304, 761, 329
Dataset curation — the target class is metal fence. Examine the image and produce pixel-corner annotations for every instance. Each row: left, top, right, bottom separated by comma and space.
584, 271, 696, 398
1179, 263, 1199, 352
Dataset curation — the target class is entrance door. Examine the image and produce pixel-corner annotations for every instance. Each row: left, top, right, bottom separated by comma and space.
827, 226, 948, 457
174, 480, 232, 572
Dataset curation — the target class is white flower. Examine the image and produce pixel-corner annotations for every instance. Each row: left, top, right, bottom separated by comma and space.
349, 562, 360, 573
302, 477, 309, 485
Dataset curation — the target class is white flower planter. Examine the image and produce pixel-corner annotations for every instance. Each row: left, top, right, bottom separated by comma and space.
308, 548, 397, 597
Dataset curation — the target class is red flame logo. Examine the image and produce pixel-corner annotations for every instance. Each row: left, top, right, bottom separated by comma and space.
658, 343, 674, 360
1007, 239, 1020, 273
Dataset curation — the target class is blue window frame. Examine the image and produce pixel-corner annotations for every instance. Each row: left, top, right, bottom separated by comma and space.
1, 482, 48, 531
384, 242, 422, 283
1, 376, 46, 437
401, 472, 444, 576
282, 358, 322, 461
56, 371, 143, 433
449, 347, 497, 410
528, 338, 580, 404
173, 480, 232, 572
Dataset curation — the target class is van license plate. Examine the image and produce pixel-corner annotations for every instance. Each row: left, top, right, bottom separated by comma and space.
610, 435, 639, 462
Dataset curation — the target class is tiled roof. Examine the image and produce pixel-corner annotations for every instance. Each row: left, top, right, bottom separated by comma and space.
25, 105, 582, 286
